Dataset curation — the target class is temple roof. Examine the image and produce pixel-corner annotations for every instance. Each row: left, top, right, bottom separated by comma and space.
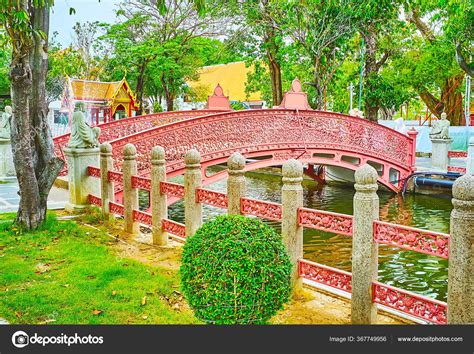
68, 78, 137, 104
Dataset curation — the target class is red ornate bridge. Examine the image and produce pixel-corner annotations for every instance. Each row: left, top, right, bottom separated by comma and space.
108, 109, 417, 196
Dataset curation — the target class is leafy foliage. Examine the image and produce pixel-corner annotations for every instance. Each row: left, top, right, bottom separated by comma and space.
180, 215, 292, 324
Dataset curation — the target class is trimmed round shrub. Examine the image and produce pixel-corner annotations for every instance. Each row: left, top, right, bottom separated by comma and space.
180, 214, 292, 324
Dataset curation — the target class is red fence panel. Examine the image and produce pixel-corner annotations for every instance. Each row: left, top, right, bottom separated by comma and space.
162, 219, 186, 239
196, 188, 228, 209
160, 182, 185, 198
240, 197, 282, 221
298, 207, 353, 236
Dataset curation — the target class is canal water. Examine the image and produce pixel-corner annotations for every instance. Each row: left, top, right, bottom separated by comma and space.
165, 168, 451, 302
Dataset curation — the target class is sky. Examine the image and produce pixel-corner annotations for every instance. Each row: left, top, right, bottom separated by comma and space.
50, 0, 118, 46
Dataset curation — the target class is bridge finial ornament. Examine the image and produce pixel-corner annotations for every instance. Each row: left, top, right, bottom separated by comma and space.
277, 78, 312, 110
206, 84, 231, 111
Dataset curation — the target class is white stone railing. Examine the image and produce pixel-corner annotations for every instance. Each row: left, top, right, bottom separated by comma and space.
64, 142, 473, 325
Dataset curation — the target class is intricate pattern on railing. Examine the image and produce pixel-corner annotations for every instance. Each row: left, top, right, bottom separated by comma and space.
448, 151, 468, 158
109, 110, 414, 189
109, 202, 125, 216
132, 210, 152, 226
372, 282, 447, 324
298, 259, 352, 293
162, 219, 186, 239
240, 197, 282, 221
298, 207, 353, 236
196, 188, 228, 209
131, 176, 151, 191
160, 182, 185, 198
108, 171, 123, 183
88, 194, 102, 207
373, 221, 450, 259
87, 166, 101, 178
447, 166, 466, 174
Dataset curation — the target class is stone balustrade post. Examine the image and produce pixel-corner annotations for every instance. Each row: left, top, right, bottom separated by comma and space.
351, 164, 379, 324
64, 146, 100, 212
100, 143, 114, 219
281, 159, 304, 291
123, 143, 139, 235
184, 149, 202, 237
467, 136, 474, 176
227, 152, 246, 215
151, 146, 168, 245
448, 174, 474, 324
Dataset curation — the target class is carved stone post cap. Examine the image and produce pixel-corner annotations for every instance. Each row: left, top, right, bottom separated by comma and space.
100, 142, 112, 153
151, 146, 165, 160
227, 152, 245, 170
123, 143, 137, 156
355, 164, 378, 185
453, 174, 474, 201
184, 149, 201, 165
282, 159, 303, 178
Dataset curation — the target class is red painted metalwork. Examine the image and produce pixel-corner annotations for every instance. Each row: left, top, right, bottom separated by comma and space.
53, 110, 222, 175
447, 166, 466, 174
373, 220, 450, 259
240, 197, 282, 221
372, 281, 447, 324
298, 207, 353, 236
109, 201, 125, 216
162, 219, 186, 239
88, 194, 102, 207
298, 259, 352, 293
131, 176, 151, 191
109, 109, 415, 194
448, 151, 468, 158
108, 171, 123, 183
87, 166, 101, 178
160, 182, 185, 198
132, 209, 152, 226
196, 188, 228, 209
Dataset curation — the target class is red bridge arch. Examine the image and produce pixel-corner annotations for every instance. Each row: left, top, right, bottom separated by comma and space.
109, 109, 416, 193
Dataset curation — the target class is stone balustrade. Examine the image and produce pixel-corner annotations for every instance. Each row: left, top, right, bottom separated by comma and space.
65, 142, 473, 325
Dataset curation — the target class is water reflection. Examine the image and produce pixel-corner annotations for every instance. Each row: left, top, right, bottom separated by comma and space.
167, 169, 451, 301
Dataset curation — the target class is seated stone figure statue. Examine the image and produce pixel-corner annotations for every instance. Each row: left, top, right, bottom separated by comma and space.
0, 106, 12, 139
429, 112, 450, 140
68, 111, 101, 148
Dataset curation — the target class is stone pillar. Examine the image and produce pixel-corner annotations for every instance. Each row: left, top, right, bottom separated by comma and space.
431, 138, 452, 170
64, 147, 100, 212
123, 143, 139, 235
351, 164, 379, 324
281, 159, 304, 290
467, 136, 474, 176
407, 128, 418, 171
227, 152, 246, 215
184, 149, 202, 237
100, 143, 114, 219
0, 138, 15, 181
151, 146, 168, 245
448, 174, 474, 324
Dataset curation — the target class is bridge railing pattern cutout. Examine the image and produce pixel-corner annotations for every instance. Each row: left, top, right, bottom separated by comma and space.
83, 143, 457, 325
108, 109, 417, 193
53, 109, 224, 175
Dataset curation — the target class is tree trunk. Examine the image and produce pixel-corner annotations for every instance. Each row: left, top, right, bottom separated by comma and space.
10, 4, 63, 229
418, 74, 464, 125
264, 27, 283, 107
135, 60, 147, 115
362, 29, 379, 122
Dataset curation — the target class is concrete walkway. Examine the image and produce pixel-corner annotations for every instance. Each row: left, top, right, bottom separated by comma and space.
0, 180, 68, 213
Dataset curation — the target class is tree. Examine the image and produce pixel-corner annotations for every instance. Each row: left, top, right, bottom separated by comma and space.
404, 6, 465, 125
0, 1, 64, 229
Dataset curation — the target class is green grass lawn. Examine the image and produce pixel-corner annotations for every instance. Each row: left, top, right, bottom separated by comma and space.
0, 212, 198, 324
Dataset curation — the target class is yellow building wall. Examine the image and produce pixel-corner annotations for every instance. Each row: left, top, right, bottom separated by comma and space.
188, 62, 262, 102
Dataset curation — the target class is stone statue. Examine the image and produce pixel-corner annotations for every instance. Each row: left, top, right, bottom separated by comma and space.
67, 111, 100, 148
0, 106, 12, 139
429, 112, 450, 140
